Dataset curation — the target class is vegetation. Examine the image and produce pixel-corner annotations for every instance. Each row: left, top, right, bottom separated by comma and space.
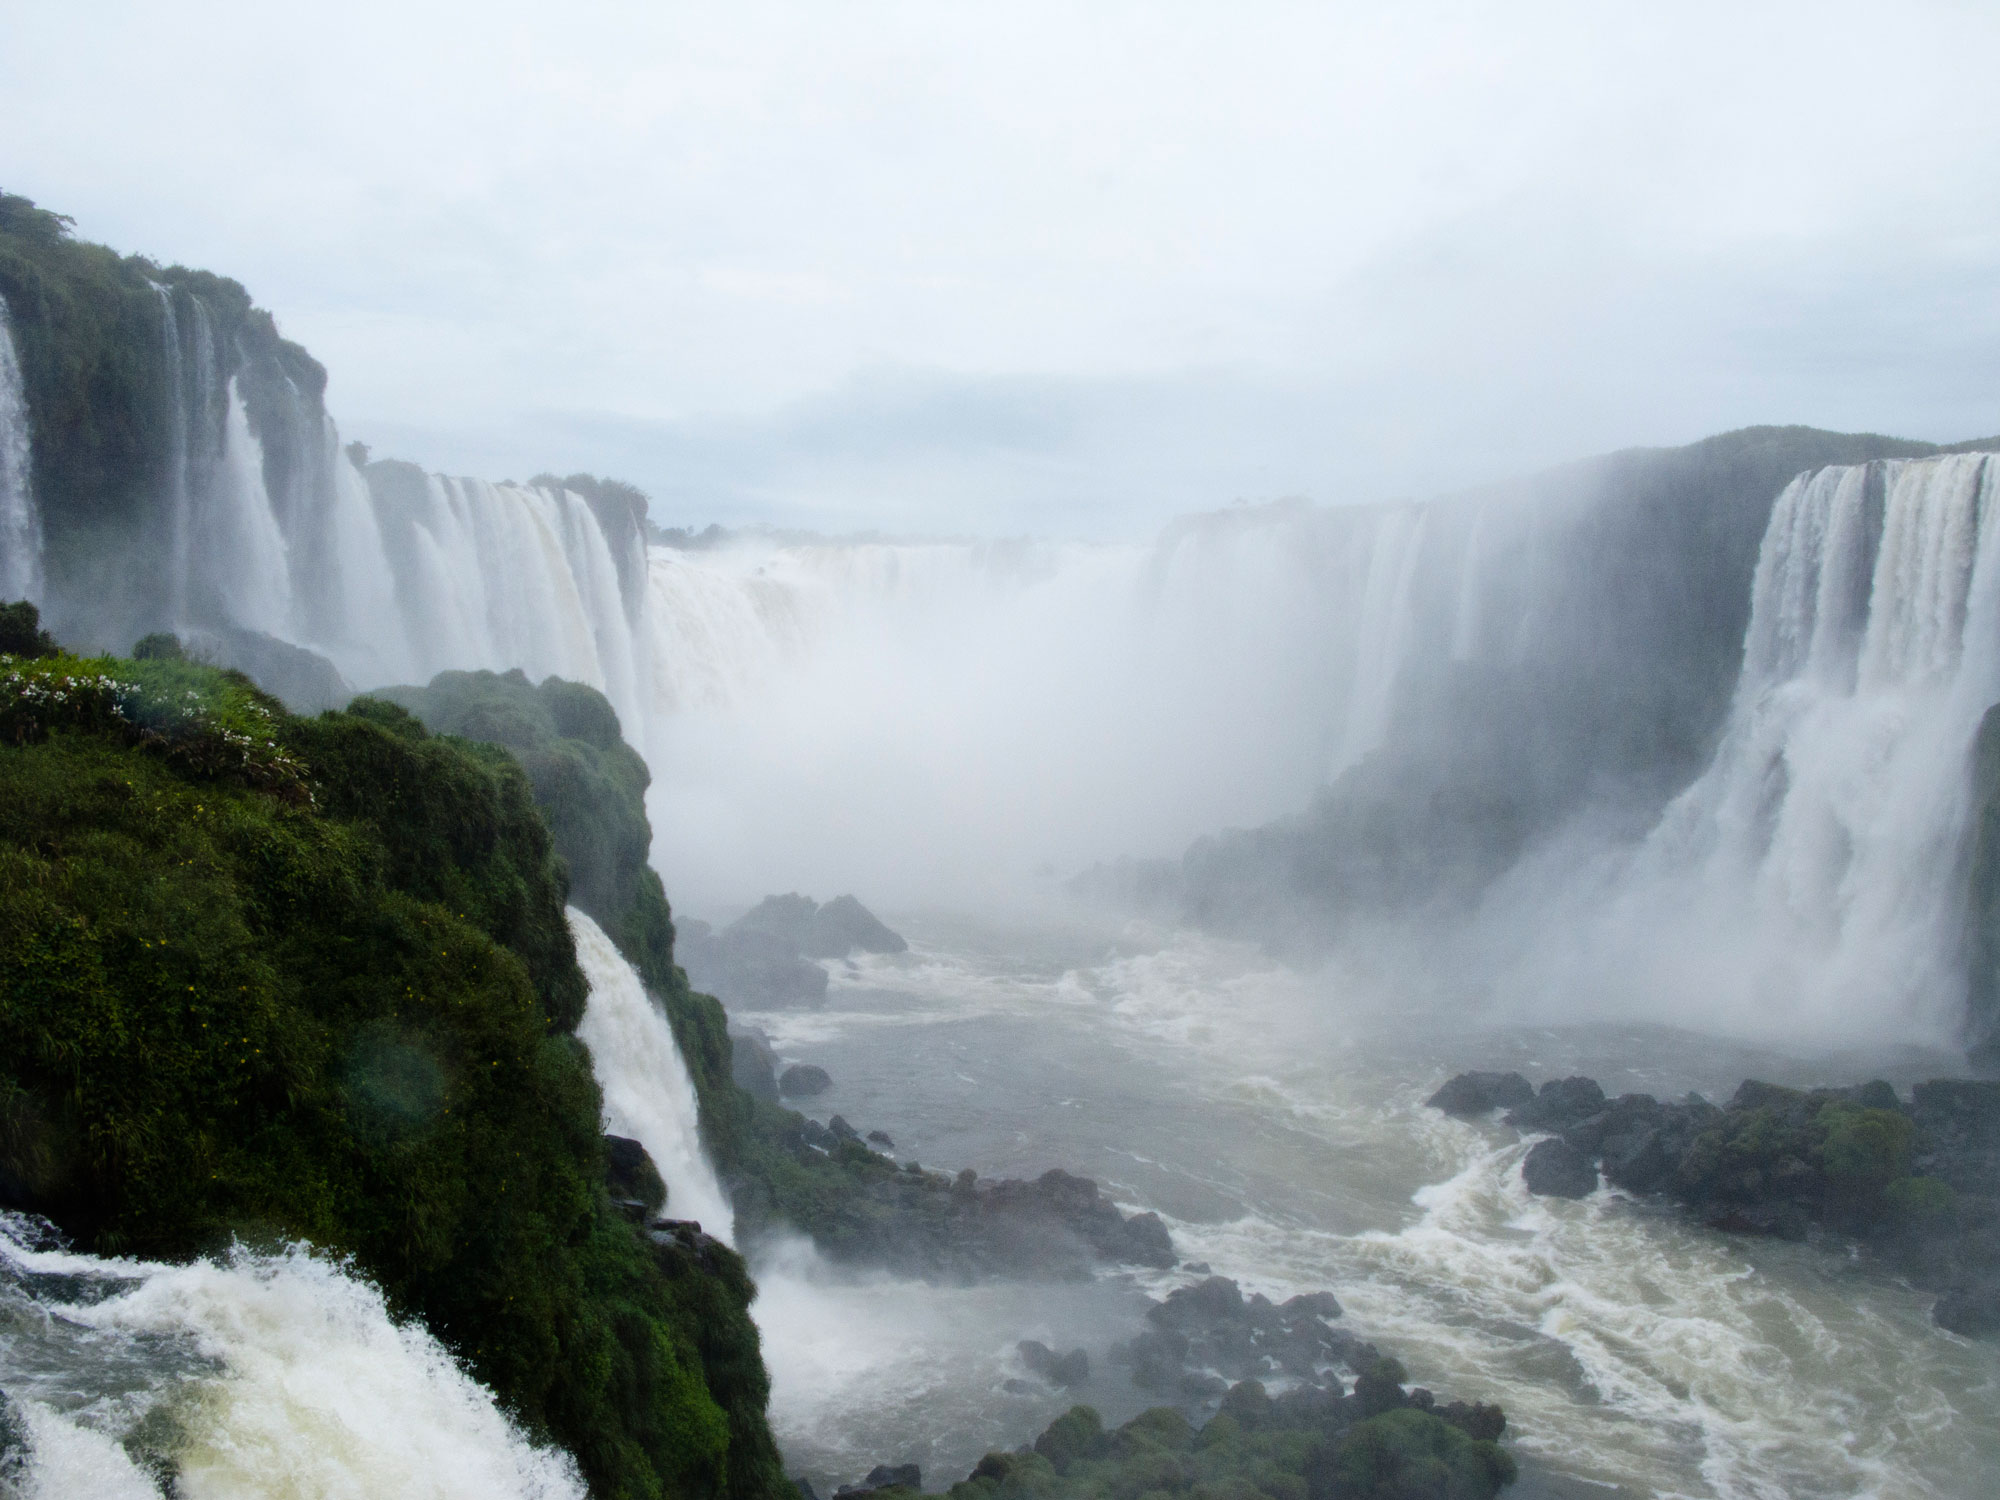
0, 621, 787, 1500
945, 1375, 1513, 1500
376, 668, 909, 1246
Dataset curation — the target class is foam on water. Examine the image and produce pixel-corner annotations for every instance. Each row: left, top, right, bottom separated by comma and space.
0, 1215, 584, 1500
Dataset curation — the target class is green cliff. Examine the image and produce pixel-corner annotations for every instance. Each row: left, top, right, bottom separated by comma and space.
0, 618, 787, 1500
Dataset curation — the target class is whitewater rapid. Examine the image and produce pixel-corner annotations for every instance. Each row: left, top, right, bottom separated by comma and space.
733, 913, 1997, 1500
0, 1216, 583, 1499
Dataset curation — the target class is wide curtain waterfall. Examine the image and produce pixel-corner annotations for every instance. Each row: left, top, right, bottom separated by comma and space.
4, 287, 1998, 1047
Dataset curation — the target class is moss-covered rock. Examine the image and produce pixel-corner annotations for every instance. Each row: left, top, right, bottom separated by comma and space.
0, 644, 787, 1500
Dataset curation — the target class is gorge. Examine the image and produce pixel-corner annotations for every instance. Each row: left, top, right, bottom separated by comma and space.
3, 192, 1999, 1499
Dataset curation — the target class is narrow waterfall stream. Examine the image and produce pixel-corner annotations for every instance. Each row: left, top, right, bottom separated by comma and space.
570, 907, 736, 1240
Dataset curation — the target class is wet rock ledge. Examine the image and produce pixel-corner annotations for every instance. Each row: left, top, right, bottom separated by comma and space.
1430, 1070, 2000, 1335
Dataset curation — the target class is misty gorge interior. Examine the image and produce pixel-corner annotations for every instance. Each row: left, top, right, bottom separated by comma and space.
3, 181, 2000, 1500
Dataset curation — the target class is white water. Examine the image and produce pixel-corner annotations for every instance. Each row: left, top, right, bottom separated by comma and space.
1484, 454, 2000, 1045
0, 1215, 584, 1499
569, 906, 735, 1240
736, 915, 1997, 1500
0, 296, 40, 602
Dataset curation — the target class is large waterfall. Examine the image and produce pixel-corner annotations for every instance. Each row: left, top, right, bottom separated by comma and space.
1478, 453, 2000, 1045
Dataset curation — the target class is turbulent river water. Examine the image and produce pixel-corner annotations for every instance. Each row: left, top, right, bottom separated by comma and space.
734, 910, 1999, 1500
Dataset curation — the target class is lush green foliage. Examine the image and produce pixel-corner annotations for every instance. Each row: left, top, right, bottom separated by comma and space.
375, 669, 866, 1241
946, 1380, 1513, 1500
0, 650, 786, 1500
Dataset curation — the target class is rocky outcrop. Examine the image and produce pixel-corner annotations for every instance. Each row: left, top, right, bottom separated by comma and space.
1018, 1340, 1089, 1388
1112, 1277, 1360, 1398
779, 1064, 833, 1098
1431, 1069, 2000, 1335
679, 918, 831, 1008
679, 893, 907, 1010
1520, 1138, 1595, 1199
1425, 1071, 1533, 1118
747, 1120, 1177, 1281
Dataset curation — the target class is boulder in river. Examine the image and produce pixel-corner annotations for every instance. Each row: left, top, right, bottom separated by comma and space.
780, 1064, 833, 1098
1426, 1071, 1534, 1117
1018, 1339, 1090, 1387
1507, 1077, 1608, 1134
1521, 1137, 1597, 1198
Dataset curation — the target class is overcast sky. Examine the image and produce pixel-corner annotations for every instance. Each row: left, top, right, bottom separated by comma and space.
5, 1, 1999, 534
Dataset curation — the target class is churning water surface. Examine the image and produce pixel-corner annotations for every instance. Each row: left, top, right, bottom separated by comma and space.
735, 911, 2000, 1500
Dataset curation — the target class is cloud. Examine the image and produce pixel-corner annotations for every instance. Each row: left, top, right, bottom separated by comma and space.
4, 1, 1999, 533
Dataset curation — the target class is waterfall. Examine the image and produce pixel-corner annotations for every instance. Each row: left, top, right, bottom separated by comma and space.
568, 908, 735, 1242
0, 1214, 584, 1499
0, 295, 41, 601
1492, 454, 2000, 1042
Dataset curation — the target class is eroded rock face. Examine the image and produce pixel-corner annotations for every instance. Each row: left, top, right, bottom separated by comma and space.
730, 1026, 781, 1102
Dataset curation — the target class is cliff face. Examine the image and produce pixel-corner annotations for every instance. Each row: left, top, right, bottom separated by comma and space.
1178, 427, 1993, 950
0, 631, 787, 1500
0, 192, 335, 651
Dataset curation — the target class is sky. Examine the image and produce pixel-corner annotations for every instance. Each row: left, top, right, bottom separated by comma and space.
4, 0, 1999, 535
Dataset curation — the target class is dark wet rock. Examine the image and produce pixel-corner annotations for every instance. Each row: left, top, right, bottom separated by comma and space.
1522, 1138, 1597, 1198
1181, 1260, 1211, 1275
1117, 1276, 1351, 1398
604, 1134, 667, 1217
834, 1463, 920, 1499
730, 1026, 782, 1102
781, 1064, 833, 1098
867, 1130, 895, 1148
1468, 1065, 2000, 1337
1934, 1284, 2000, 1336
828, 1115, 861, 1144
1427, 1071, 1535, 1118
1508, 1076, 1608, 1134
1019, 1340, 1090, 1387
1705, 1202, 1809, 1240
758, 1158, 1181, 1282
680, 918, 830, 1008
807, 895, 909, 958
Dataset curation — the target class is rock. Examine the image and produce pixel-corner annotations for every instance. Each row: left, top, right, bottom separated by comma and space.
733, 893, 822, 949
828, 1115, 861, 1143
1934, 1284, 2000, 1336
794, 1482, 820, 1500
1521, 1138, 1597, 1198
604, 1134, 666, 1217
834, 1463, 921, 1498
867, 1129, 895, 1148
1426, 1071, 1535, 1118
807, 895, 909, 958
681, 923, 830, 1009
1508, 1077, 1608, 1134
780, 1064, 833, 1098
1118, 1211, 1176, 1269
1152, 1276, 1247, 1327
730, 1026, 781, 1101
1018, 1340, 1090, 1387
1705, 1203, 1809, 1240
1281, 1291, 1343, 1320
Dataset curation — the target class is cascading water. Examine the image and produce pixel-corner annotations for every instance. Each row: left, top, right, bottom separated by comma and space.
0, 296, 40, 602
0, 1214, 584, 1499
568, 908, 735, 1240
1484, 453, 2000, 1043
